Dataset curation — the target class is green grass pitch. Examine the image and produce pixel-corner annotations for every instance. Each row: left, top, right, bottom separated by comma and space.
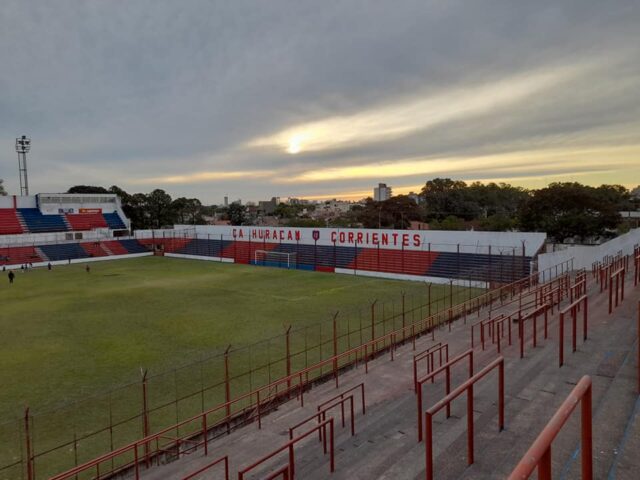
0, 256, 479, 477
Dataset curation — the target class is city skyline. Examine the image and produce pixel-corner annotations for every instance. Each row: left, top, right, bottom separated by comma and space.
1, 1, 639, 203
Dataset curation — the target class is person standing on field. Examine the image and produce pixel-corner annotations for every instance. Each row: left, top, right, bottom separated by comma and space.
8, 270, 15, 284
85, 264, 91, 273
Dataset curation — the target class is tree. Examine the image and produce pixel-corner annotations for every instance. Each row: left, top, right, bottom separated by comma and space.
67, 185, 109, 194
466, 182, 529, 218
354, 195, 422, 229
0, 179, 6, 196
430, 215, 466, 231
146, 189, 174, 228
172, 197, 205, 224
420, 178, 480, 221
227, 203, 247, 226
274, 203, 304, 219
518, 182, 622, 242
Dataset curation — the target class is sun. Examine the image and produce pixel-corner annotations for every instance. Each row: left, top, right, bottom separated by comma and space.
286, 135, 303, 154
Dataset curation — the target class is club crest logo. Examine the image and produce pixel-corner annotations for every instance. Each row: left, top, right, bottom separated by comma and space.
312, 230, 320, 241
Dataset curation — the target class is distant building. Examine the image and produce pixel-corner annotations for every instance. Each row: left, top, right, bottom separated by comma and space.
373, 183, 392, 202
224, 196, 229, 207
257, 197, 279, 215
407, 192, 421, 204
287, 197, 313, 205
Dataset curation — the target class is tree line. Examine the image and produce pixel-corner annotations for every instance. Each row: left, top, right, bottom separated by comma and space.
351, 179, 636, 242
1, 179, 635, 243
67, 185, 212, 229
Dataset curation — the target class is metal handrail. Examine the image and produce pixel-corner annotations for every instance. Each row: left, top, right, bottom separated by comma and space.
507, 376, 592, 480
424, 356, 505, 480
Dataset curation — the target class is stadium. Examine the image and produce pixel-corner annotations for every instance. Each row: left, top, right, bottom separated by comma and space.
1, 192, 639, 480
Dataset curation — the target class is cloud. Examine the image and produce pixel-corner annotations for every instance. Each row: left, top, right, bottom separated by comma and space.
247, 64, 588, 155
282, 145, 640, 184
133, 170, 273, 185
0, 0, 638, 202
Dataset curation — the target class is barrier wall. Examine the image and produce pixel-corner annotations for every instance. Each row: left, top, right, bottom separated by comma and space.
137, 226, 546, 283
538, 228, 640, 275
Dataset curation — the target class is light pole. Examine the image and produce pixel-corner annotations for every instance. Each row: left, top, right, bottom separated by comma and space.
15, 135, 31, 196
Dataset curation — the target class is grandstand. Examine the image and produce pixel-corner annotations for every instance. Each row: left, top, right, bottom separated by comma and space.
0, 193, 146, 267
136, 226, 545, 285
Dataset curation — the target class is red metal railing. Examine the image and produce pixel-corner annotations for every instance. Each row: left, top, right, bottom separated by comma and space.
608, 267, 626, 314
470, 314, 504, 350
508, 375, 593, 480
318, 396, 356, 436
558, 295, 588, 367
490, 314, 514, 354
416, 349, 474, 442
424, 356, 505, 480
413, 343, 449, 393
518, 304, 550, 359
181, 455, 229, 480
47, 263, 572, 480
265, 465, 290, 480
317, 382, 366, 416
289, 394, 356, 443
569, 278, 587, 304
237, 418, 334, 480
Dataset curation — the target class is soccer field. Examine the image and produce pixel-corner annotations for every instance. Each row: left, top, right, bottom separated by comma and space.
0, 256, 479, 477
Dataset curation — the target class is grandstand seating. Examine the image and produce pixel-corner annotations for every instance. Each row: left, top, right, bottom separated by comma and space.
137, 237, 192, 253
80, 242, 109, 257
119, 239, 149, 254
39, 243, 89, 262
103, 212, 127, 230
0, 246, 42, 266
18, 209, 68, 233
0, 209, 24, 235
101, 240, 130, 256
0, 208, 127, 235
166, 238, 531, 282
66, 213, 108, 231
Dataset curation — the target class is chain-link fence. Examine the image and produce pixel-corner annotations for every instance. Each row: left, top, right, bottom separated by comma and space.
2, 278, 486, 480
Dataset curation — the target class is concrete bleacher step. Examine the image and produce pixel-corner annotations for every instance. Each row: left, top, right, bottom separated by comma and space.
289, 278, 638, 480
34, 247, 49, 262
608, 394, 640, 480
120, 273, 638, 480
101, 243, 114, 256
426, 282, 639, 479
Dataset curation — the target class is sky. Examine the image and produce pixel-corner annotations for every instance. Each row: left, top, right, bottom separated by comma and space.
1, 0, 639, 204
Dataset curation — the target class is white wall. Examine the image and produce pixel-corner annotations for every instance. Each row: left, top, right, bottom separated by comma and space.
1, 252, 152, 270
0, 229, 115, 247
139, 225, 546, 256
538, 227, 640, 274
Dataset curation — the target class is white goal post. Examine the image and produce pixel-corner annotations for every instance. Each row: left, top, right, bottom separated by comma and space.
254, 250, 297, 269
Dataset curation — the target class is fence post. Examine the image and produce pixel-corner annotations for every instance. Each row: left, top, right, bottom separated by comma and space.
371, 300, 377, 353
285, 326, 292, 391
401, 291, 406, 339
581, 382, 593, 479
332, 312, 339, 387
224, 345, 232, 433
24, 407, 34, 480
141, 369, 150, 467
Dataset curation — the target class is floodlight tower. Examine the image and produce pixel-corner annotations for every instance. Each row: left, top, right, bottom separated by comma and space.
15, 135, 31, 196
